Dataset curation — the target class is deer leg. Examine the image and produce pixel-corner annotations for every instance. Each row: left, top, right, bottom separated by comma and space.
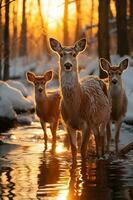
81, 124, 90, 160
67, 126, 77, 163
115, 119, 122, 153
50, 120, 58, 153
106, 122, 111, 153
93, 128, 100, 158
40, 120, 47, 151
100, 124, 106, 157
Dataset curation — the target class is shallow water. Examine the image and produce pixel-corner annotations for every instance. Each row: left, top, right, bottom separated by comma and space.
0, 122, 133, 200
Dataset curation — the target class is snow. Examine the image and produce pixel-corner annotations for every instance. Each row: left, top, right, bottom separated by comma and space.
0, 95, 17, 119
0, 81, 33, 112
0, 81, 34, 128
7, 80, 29, 97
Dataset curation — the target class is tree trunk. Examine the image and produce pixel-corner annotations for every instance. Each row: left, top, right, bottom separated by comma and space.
115, 0, 129, 56
89, 0, 94, 41
75, 0, 81, 41
98, 0, 110, 79
129, 0, 133, 56
63, 0, 69, 45
3, 0, 10, 80
11, 0, 18, 58
0, 1, 2, 80
37, 0, 50, 59
19, 0, 27, 57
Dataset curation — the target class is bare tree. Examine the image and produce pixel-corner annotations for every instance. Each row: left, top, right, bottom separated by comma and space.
89, 0, 94, 41
63, 0, 69, 45
98, 0, 110, 78
115, 0, 129, 56
11, 0, 18, 58
0, 0, 2, 80
3, 0, 10, 80
19, 0, 27, 57
75, 0, 81, 41
129, 0, 133, 56
37, 0, 50, 58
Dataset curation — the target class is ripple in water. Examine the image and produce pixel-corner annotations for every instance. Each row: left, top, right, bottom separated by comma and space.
0, 123, 133, 200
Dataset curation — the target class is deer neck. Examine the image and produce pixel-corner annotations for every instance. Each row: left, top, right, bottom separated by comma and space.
35, 91, 49, 112
109, 80, 123, 98
60, 69, 81, 107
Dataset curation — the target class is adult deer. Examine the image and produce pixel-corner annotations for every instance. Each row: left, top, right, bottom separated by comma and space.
50, 38, 111, 162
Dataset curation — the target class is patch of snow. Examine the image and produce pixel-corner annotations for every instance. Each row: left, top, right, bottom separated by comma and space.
0, 81, 34, 120
17, 114, 33, 125
0, 81, 33, 112
0, 96, 17, 119
7, 80, 28, 97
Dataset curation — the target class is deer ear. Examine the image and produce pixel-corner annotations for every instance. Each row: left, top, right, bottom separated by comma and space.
74, 38, 86, 53
99, 58, 111, 72
119, 58, 128, 71
49, 38, 62, 53
44, 70, 53, 82
26, 71, 35, 83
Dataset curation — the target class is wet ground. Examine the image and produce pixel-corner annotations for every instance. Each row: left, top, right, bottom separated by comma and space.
0, 121, 133, 200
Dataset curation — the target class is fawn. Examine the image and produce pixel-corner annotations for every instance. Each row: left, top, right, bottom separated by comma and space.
100, 58, 128, 153
26, 70, 61, 152
50, 38, 111, 161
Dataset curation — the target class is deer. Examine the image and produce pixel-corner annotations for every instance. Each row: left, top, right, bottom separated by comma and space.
26, 70, 61, 153
100, 58, 128, 153
49, 38, 111, 162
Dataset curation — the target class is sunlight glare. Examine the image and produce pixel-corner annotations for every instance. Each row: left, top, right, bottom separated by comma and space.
56, 143, 66, 153
42, 0, 64, 29
56, 189, 68, 200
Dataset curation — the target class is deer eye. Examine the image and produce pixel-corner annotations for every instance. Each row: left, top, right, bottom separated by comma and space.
60, 52, 63, 57
73, 52, 76, 57
118, 72, 121, 75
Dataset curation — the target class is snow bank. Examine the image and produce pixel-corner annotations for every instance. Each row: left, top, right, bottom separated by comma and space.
7, 80, 28, 97
0, 81, 33, 112
0, 95, 17, 119
0, 81, 35, 132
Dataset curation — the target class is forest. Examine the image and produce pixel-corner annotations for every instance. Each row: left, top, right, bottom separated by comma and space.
0, 0, 133, 80
0, 0, 133, 200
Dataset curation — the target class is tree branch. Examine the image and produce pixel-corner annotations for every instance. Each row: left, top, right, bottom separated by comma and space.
0, 0, 15, 9
118, 142, 133, 156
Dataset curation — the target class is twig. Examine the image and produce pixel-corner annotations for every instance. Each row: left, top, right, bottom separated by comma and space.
118, 142, 133, 156
0, 0, 15, 9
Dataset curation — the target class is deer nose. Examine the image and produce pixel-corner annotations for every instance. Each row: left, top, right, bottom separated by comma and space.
64, 62, 72, 70
38, 88, 43, 93
112, 79, 117, 84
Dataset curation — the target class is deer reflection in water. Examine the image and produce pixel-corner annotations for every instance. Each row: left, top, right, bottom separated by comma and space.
67, 159, 133, 200
0, 167, 15, 200
37, 152, 60, 199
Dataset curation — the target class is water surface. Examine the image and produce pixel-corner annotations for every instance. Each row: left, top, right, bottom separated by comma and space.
0, 122, 133, 200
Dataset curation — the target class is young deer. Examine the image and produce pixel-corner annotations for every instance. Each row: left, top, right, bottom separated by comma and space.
50, 38, 111, 161
100, 58, 128, 153
26, 70, 61, 152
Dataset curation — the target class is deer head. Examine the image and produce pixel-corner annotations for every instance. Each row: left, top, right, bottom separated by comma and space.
49, 38, 86, 73
100, 58, 128, 86
26, 71, 53, 95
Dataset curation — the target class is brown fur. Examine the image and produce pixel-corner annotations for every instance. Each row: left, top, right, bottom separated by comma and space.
50, 38, 111, 160
26, 71, 61, 152
100, 58, 128, 153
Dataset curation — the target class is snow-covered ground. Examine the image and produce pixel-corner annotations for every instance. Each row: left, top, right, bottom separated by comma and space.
0, 80, 34, 132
